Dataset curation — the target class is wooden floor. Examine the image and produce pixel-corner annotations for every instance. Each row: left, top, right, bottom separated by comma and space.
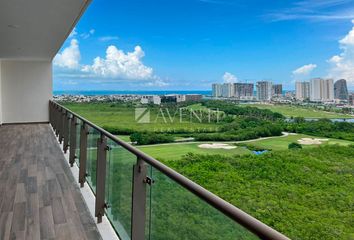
0, 124, 102, 240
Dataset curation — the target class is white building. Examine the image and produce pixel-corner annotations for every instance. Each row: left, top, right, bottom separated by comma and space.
322, 79, 334, 101
212, 83, 222, 97
295, 81, 310, 101
141, 95, 161, 105
310, 78, 334, 102
221, 83, 234, 98
310, 78, 322, 102
176, 94, 186, 102
256, 81, 272, 101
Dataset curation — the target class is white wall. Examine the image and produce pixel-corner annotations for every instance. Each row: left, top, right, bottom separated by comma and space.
0, 60, 52, 123
0, 61, 2, 124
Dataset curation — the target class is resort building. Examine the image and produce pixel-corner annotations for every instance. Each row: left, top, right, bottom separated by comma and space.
212, 83, 222, 97
256, 81, 273, 101
322, 78, 334, 101
310, 78, 334, 102
310, 78, 322, 102
221, 83, 234, 98
161, 94, 178, 103
334, 79, 349, 100
141, 95, 162, 105
185, 94, 203, 102
234, 83, 254, 99
295, 81, 310, 101
349, 94, 354, 106
272, 84, 283, 97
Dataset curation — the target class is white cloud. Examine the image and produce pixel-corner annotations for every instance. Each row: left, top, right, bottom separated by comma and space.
328, 20, 354, 85
53, 39, 81, 69
222, 72, 237, 83
145, 79, 169, 87
82, 45, 154, 80
292, 63, 317, 76
99, 36, 120, 42
265, 0, 354, 22
80, 29, 95, 39
54, 35, 156, 81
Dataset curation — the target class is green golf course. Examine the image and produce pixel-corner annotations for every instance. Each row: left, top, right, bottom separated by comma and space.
137, 133, 353, 161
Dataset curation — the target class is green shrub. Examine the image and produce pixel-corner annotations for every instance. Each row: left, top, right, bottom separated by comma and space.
130, 132, 174, 145
288, 142, 302, 149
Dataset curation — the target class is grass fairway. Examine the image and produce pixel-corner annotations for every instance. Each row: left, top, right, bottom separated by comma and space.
138, 143, 252, 161
244, 134, 353, 151
242, 104, 353, 119
64, 102, 221, 133
136, 134, 353, 161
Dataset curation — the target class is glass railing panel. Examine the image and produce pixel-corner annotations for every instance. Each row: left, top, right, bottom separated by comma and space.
105, 138, 136, 240
86, 126, 100, 193
147, 166, 259, 240
75, 118, 82, 166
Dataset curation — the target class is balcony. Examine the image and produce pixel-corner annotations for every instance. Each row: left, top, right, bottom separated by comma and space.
46, 101, 289, 240
0, 0, 289, 238
0, 100, 290, 240
0, 123, 101, 239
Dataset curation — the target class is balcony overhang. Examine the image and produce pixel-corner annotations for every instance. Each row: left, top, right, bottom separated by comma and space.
0, 0, 91, 61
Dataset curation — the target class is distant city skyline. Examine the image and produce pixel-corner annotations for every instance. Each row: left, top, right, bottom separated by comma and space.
211, 77, 350, 103
53, 0, 354, 91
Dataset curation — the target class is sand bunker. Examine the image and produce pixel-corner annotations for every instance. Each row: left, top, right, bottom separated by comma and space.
198, 143, 236, 149
297, 138, 329, 145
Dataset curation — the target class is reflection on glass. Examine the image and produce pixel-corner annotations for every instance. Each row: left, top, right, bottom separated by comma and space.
86, 127, 100, 193
147, 166, 258, 240
105, 139, 136, 240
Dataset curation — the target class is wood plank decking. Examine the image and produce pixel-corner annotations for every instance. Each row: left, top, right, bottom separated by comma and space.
0, 124, 102, 240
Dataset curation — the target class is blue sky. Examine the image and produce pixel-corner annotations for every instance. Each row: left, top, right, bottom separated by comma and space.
53, 0, 354, 91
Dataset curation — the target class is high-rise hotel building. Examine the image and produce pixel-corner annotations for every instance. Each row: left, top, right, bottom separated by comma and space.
212, 83, 234, 98
309, 78, 334, 102
221, 83, 234, 98
212, 83, 222, 97
334, 79, 348, 100
272, 84, 283, 97
256, 81, 273, 101
234, 83, 254, 99
295, 81, 310, 101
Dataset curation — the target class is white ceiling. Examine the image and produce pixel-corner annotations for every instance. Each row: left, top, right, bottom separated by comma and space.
0, 0, 91, 60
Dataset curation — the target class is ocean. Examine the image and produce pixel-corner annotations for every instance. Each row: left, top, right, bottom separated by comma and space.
53, 90, 212, 96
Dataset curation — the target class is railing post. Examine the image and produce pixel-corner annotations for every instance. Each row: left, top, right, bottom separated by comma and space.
55, 105, 60, 136
79, 123, 88, 187
69, 116, 77, 167
51, 102, 54, 127
59, 108, 64, 143
95, 134, 108, 223
131, 158, 148, 240
63, 113, 70, 153
58, 106, 62, 137
49, 102, 52, 126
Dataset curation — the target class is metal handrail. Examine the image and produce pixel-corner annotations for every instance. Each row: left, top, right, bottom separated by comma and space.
50, 100, 290, 240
